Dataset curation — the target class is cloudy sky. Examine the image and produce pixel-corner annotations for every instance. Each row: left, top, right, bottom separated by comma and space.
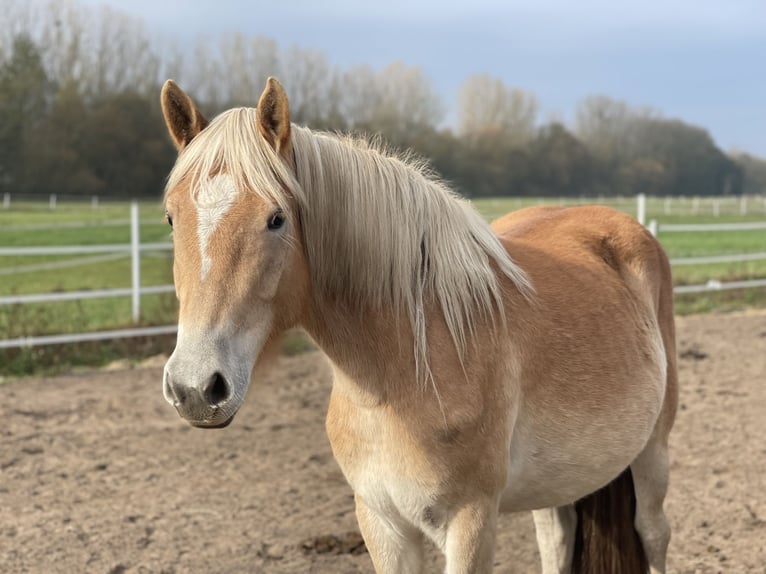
81, 0, 766, 156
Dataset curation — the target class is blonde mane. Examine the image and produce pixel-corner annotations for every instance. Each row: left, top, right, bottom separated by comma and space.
166, 107, 532, 382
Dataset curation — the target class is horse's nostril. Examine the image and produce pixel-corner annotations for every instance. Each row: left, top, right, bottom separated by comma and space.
164, 374, 188, 406
204, 372, 231, 406
174, 384, 188, 405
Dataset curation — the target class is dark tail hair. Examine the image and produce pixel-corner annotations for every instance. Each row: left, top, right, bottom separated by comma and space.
571, 468, 648, 574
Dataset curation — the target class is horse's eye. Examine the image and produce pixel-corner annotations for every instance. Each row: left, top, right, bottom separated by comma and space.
267, 210, 285, 231
165, 212, 173, 228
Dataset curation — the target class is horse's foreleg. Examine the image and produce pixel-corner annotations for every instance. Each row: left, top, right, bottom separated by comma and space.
532, 504, 577, 574
444, 497, 498, 574
631, 437, 671, 574
354, 495, 424, 574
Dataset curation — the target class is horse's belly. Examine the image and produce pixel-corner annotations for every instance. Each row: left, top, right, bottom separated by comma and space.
500, 377, 664, 511
499, 437, 638, 512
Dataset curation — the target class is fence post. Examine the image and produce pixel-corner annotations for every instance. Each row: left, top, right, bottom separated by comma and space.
740, 195, 747, 216
648, 219, 658, 237
131, 201, 141, 323
2, 192, 9, 209
91, 196, 99, 209
636, 193, 646, 225
49, 194, 57, 210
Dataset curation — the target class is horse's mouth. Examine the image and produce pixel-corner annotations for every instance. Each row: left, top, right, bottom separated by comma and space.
189, 415, 235, 429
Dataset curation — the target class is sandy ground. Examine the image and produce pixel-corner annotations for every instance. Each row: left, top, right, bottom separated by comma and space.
1, 310, 765, 573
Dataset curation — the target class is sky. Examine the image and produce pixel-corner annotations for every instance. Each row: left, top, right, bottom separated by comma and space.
80, 0, 766, 156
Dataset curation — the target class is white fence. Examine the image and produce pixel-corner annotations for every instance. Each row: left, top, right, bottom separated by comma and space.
1, 201, 177, 349
1, 196, 765, 349
3, 192, 102, 210
654, 220, 766, 293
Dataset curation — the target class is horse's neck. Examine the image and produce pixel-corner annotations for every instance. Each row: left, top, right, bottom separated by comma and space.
300, 295, 510, 436
301, 301, 419, 398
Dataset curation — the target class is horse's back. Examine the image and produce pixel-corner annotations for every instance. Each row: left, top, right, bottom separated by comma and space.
491, 205, 677, 510
494, 205, 664, 301
493, 205, 676, 410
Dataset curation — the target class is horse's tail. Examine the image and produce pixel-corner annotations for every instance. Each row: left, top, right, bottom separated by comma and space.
571, 467, 649, 574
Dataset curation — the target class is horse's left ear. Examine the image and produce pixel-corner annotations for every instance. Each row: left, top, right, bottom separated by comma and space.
257, 77, 292, 161
161, 80, 209, 151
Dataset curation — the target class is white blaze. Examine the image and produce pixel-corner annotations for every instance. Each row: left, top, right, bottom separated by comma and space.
195, 174, 238, 280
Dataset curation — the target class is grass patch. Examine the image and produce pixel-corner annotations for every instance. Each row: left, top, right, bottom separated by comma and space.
0, 334, 175, 379
0, 294, 178, 338
2, 197, 765, 376
673, 288, 766, 315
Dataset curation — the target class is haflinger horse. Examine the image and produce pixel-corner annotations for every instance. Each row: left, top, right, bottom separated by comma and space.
160, 77, 677, 574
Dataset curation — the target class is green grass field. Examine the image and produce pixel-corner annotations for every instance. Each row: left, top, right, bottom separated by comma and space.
1, 196, 764, 374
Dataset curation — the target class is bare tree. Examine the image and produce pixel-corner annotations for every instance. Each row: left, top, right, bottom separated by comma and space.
377, 62, 444, 130
282, 46, 335, 125
339, 62, 443, 138
338, 64, 382, 128
83, 6, 160, 97
217, 34, 279, 106
458, 74, 538, 147
181, 40, 225, 110
575, 95, 658, 162
38, 0, 86, 87
1, 0, 47, 63
5, 0, 163, 99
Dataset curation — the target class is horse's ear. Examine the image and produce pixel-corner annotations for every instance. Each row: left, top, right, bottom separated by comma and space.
161, 80, 209, 151
257, 77, 292, 160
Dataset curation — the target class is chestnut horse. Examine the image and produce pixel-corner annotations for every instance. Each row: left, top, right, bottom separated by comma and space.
160, 77, 677, 574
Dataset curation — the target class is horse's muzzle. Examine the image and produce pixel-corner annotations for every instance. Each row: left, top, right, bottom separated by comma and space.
163, 367, 237, 428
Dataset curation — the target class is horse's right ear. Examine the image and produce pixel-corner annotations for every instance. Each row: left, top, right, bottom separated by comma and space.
256, 77, 292, 161
161, 80, 209, 151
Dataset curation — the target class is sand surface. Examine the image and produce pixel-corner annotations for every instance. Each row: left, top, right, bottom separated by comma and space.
1, 311, 765, 573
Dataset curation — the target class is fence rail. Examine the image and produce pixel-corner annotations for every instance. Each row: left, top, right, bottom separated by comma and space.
0, 285, 175, 306
0, 325, 178, 350
674, 278, 766, 294
0, 242, 172, 256
655, 221, 766, 232
670, 252, 766, 266
2, 196, 765, 349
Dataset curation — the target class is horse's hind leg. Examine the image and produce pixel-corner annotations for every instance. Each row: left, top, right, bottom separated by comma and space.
630, 435, 671, 574
532, 505, 577, 574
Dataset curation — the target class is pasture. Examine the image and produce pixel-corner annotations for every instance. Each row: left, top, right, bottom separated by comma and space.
0, 201, 173, 335
0, 310, 764, 572
1, 195, 765, 348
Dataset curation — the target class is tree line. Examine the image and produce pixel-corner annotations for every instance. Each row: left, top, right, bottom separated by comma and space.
1, 0, 764, 200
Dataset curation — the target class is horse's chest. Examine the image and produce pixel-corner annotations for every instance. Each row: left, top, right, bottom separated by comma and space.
326, 390, 440, 524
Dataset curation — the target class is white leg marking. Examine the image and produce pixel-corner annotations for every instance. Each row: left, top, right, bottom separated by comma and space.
195, 174, 238, 280
631, 439, 671, 574
532, 505, 577, 574
355, 496, 425, 574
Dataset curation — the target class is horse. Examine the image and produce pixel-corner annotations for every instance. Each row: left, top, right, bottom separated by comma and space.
160, 77, 677, 574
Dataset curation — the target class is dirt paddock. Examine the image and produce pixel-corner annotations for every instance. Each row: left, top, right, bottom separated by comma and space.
1, 311, 765, 573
